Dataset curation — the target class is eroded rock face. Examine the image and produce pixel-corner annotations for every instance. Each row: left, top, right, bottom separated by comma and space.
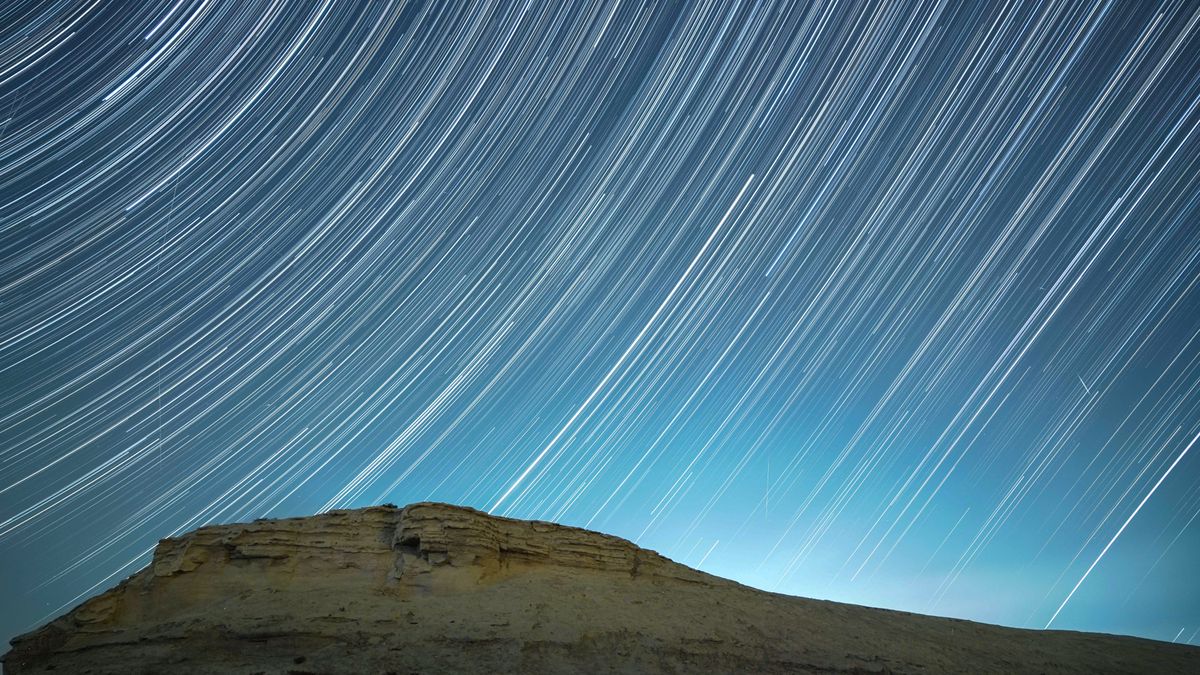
5, 503, 1199, 674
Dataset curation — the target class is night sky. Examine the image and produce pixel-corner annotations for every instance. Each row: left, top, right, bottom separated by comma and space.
3, 0, 1200, 651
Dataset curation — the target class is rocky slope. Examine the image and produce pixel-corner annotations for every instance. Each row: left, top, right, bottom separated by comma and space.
4, 502, 1198, 674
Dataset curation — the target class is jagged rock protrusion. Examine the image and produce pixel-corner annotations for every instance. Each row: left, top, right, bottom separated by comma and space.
392, 503, 713, 591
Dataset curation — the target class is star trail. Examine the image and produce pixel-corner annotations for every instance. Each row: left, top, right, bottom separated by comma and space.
2, 0, 1200, 649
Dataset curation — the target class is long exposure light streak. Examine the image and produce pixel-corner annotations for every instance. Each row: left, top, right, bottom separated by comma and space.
1, 0, 1199, 647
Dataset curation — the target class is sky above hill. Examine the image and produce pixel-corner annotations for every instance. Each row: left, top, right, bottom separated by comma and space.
2, 0, 1199, 650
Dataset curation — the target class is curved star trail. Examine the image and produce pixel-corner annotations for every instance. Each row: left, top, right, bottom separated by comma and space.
2, 0, 1200, 647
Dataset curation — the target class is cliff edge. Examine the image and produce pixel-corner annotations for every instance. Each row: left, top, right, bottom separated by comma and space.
5, 502, 1198, 674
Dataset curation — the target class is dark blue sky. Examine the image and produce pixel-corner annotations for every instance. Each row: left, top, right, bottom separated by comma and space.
2, 0, 1200, 650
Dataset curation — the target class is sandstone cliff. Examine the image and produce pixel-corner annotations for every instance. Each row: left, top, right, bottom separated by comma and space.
4, 502, 1197, 674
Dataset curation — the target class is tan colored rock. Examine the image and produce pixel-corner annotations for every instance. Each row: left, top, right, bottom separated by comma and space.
4, 502, 1198, 674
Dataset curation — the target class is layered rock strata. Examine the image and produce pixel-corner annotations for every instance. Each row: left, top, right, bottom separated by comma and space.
5, 502, 1198, 674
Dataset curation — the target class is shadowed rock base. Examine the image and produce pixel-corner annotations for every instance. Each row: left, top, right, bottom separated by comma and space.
5, 503, 1198, 674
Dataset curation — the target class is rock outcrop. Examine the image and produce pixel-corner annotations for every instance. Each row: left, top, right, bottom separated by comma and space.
5, 502, 1198, 674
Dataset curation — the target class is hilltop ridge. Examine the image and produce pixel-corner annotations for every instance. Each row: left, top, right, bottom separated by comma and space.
5, 502, 1198, 674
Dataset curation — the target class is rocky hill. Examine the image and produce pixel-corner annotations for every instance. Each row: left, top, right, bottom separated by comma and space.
5, 502, 1198, 674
